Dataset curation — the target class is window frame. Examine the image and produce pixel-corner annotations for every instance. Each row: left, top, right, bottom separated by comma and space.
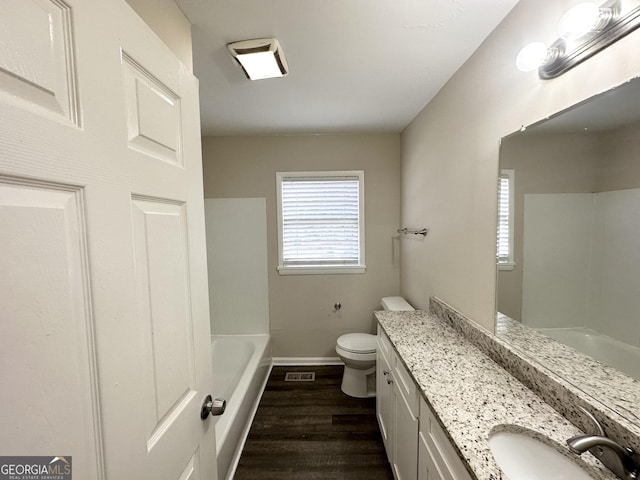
275, 170, 366, 275
497, 169, 515, 271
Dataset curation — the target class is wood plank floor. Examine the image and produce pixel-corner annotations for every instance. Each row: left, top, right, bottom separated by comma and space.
234, 365, 394, 480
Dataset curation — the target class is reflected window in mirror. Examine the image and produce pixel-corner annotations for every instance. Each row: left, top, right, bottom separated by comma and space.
497, 169, 515, 271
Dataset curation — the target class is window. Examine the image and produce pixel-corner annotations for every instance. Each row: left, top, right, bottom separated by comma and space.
276, 171, 365, 275
497, 169, 515, 270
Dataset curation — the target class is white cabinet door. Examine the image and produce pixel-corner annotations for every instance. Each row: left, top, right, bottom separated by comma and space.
393, 387, 419, 480
419, 432, 444, 480
376, 349, 394, 460
377, 329, 419, 480
419, 398, 473, 480
0, 1, 216, 479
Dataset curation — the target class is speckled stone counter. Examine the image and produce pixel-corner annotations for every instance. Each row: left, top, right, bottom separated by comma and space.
375, 309, 618, 480
494, 313, 640, 450
430, 297, 640, 455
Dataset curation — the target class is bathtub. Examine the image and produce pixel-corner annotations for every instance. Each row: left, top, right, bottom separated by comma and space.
536, 327, 640, 379
211, 334, 271, 480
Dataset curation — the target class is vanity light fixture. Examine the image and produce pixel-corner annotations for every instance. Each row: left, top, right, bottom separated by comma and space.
515, 42, 554, 72
516, 0, 640, 78
558, 2, 613, 40
227, 38, 289, 80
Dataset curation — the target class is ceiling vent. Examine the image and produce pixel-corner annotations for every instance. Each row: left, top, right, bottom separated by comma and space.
227, 38, 289, 80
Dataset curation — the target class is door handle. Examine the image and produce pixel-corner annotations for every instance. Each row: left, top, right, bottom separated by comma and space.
201, 395, 226, 420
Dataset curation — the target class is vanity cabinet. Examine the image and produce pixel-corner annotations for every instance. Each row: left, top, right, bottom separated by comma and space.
376, 339, 394, 456
418, 394, 473, 480
377, 328, 473, 480
377, 328, 419, 480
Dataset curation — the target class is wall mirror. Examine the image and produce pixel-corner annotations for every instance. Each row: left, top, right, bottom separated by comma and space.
496, 76, 640, 428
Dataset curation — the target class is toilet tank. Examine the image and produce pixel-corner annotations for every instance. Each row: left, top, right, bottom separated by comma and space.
381, 296, 414, 311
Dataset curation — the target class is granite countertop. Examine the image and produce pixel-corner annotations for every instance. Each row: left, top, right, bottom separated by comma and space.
375, 310, 618, 480
495, 312, 640, 436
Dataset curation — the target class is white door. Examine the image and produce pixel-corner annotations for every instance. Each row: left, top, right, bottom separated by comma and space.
0, 1, 217, 479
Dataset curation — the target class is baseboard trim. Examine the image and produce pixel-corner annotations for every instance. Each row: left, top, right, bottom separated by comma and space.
272, 356, 344, 366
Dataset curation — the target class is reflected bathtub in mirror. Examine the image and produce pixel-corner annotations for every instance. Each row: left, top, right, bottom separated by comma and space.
495, 77, 640, 429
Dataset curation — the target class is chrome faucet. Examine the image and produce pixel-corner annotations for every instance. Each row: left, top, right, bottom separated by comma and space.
566, 406, 640, 480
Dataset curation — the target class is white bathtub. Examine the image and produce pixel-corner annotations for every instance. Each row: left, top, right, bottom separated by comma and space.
211, 334, 271, 480
536, 327, 640, 379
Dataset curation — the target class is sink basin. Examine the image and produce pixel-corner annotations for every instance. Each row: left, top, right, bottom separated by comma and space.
489, 430, 595, 480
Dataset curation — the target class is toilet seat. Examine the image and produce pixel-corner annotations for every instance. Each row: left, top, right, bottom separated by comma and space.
337, 333, 377, 354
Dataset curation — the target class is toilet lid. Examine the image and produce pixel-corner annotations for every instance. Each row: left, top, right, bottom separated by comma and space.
337, 333, 377, 354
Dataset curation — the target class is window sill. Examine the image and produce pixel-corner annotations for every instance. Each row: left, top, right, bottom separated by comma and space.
277, 265, 366, 276
498, 262, 515, 271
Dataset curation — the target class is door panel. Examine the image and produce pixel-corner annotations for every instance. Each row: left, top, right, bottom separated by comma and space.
0, 178, 102, 479
179, 453, 201, 480
122, 53, 183, 166
0, 0, 78, 124
0, 1, 215, 478
131, 197, 197, 436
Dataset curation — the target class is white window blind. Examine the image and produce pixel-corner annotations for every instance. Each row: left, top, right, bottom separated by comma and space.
497, 169, 514, 268
276, 171, 365, 274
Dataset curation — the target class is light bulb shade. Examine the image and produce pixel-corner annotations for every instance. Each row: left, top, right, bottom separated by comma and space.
558, 2, 612, 41
516, 42, 549, 72
227, 38, 289, 80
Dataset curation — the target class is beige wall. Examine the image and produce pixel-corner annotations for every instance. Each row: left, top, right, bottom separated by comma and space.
125, 0, 193, 71
599, 120, 640, 191
202, 134, 401, 357
401, 0, 640, 331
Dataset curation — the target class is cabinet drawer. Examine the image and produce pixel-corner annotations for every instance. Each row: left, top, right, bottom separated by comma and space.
419, 398, 472, 480
377, 326, 393, 363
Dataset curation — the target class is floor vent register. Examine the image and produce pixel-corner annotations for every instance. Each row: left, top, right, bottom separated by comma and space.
284, 372, 316, 382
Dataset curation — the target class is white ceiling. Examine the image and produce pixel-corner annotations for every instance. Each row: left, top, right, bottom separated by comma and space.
176, 0, 519, 136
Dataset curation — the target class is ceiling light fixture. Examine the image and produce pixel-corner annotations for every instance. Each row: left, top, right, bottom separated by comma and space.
515, 0, 640, 78
227, 38, 289, 81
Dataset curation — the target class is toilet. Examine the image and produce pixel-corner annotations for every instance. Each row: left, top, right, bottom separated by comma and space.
335, 296, 414, 398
